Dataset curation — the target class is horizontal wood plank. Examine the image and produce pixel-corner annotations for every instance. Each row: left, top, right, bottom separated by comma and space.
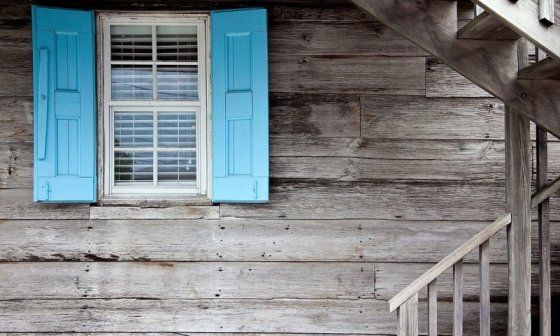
0, 48, 32, 97
0, 142, 32, 188
270, 92, 361, 138
0, 189, 89, 220
90, 205, 219, 220
0, 298, 506, 335
1, 218, 557, 263
269, 21, 426, 56
0, 97, 32, 142
269, 54, 425, 95
361, 95, 504, 140
426, 58, 494, 98
0, 262, 375, 300
221, 180, 507, 220
271, 155, 505, 182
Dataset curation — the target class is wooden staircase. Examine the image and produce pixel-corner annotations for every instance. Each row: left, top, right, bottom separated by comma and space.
348, 0, 560, 335
350, 0, 560, 139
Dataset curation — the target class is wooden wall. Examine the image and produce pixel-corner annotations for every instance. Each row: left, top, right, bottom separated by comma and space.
0, 0, 559, 334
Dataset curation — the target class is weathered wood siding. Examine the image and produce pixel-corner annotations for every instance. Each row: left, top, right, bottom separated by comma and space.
0, 0, 558, 335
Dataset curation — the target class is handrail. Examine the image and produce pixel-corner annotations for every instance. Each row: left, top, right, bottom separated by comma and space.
390, 174, 560, 312
389, 213, 512, 312
532, 175, 560, 208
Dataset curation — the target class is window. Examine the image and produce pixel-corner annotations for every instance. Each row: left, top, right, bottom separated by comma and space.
100, 15, 208, 198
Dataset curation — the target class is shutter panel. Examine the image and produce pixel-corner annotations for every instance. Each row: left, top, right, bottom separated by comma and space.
32, 6, 97, 202
211, 8, 269, 203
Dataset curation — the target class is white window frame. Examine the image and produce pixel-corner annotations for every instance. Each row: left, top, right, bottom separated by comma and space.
98, 13, 210, 199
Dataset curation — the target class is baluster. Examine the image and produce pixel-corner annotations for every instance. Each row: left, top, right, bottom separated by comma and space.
454, 260, 464, 336
428, 279, 438, 336
479, 241, 490, 336
536, 47, 547, 62
539, 0, 555, 25
537, 126, 551, 336
397, 293, 419, 336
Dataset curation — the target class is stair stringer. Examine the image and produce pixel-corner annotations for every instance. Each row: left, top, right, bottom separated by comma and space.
350, 0, 560, 139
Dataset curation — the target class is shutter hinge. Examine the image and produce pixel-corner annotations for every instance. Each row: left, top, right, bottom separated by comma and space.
38, 181, 51, 201
253, 180, 257, 199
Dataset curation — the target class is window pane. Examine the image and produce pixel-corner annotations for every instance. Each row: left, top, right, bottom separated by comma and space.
157, 151, 196, 183
114, 151, 153, 184
156, 65, 198, 100
111, 65, 153, 100
156, 25, 197, 62
157, 112, 196, 148
111, 25, 152, 61
114, 112, 153, 148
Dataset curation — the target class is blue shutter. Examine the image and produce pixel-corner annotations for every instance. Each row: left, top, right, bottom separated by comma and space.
32, 6, 97, 203
211, 8, 269, 203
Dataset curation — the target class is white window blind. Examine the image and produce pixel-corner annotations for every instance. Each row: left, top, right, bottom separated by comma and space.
102, 16, 207, 197
110, 25, 199, 101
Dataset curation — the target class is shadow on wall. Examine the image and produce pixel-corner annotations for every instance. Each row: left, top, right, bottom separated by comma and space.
531, 295, 560, 335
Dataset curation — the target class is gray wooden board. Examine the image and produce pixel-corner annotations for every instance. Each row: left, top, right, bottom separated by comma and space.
220, 180, 508, 220
0, 298, 506, 335
269, 21, 426, 56
426, 58, 494, 98
0, 189, 89, 219
90, 204, 219, 220
0, 97, 33, 143
0, 142, 32, 189
269, 54, 425, 95
0, 262, 375, 300
0, 218, 557, 263
360, 95, 504, 140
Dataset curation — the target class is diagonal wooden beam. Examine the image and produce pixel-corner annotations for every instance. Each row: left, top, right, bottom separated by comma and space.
472, 0, 560, 60
349, 0, 560, 139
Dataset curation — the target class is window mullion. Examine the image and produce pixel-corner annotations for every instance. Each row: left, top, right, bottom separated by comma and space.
152, 24, 157, 100
153, 111, 158, 186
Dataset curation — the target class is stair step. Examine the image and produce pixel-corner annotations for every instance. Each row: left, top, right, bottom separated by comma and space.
518, 57, 560, 80
458, 12, 519, 40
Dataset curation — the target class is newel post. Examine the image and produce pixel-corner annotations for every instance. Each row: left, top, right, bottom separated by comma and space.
505, 107, 532, 336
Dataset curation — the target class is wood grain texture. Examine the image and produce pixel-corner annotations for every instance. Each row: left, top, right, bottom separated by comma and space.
397, 293, 418, 336
90, 204, 219, 220
457, 11, 519, 40
518, 57, 560, 80
0, 47, 32, 97
0, 142, 32, 188
0, 298, 507, 335
478, 241, 491, 336
537, 126, 552, 336
5, 218, 554, 263
269, 54, 425, 95
351, 0, 560, 138
472, 0, 560, 59
427, 280, 437, 336
270, 93, 361, 138
505, 108, 532, 335
0, 97, 33, 142
0, 189, 89, 219
361, 95, 503, 139
425, 58, 493, 98
271, 138, 506, 160
221, 180, 507, 220
269, 21, 426, 56
0, 262, 375, 300
453, 260, 464, 336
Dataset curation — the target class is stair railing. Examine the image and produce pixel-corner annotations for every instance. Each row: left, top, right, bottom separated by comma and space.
391, 174, 560, 336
